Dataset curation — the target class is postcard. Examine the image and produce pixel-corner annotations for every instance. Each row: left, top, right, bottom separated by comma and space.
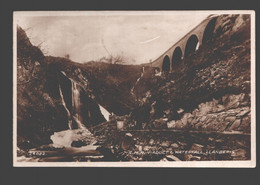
13, 10, 255, 167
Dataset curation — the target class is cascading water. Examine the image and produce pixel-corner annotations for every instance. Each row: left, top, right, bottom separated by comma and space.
51, 71, 94, 148
131, 66, 145, 97
71, 80, 85, 129
58, 71, 86, 130
58, 75, 73, 129
98, 104, 110, 121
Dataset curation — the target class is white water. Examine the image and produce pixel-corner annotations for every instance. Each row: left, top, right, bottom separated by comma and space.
131, 67, 145, 96
60, 71, 86, 129
50, 128, 96, 148
98, 104, 110, 121
71, 80, 85, 129
58, 76, 73, 129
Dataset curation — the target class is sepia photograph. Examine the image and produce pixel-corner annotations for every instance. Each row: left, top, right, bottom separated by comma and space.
13, 11, 255, 167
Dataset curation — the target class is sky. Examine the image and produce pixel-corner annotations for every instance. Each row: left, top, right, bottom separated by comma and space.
15, 11, 211, 64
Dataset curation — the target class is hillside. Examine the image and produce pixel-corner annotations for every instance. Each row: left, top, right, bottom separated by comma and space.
129, 14, 251, 132
90, 14, 252, 161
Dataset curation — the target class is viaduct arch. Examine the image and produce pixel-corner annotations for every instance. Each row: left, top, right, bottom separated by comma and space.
149, 15, 218, 72
162, 55, 170, 72
184, 34, 199, 58
172, 47, 182, 70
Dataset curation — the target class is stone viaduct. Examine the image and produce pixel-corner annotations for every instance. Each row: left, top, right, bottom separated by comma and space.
149, 15, 218, 72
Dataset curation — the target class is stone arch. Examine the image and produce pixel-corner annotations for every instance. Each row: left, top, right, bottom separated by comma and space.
162, 55, 170, 72
202, 17, 217, 44
184, 34, 199, 58
172, 47, 182, 69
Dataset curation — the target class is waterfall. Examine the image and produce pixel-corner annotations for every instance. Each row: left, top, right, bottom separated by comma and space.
58, 80, 73, 129
51, 72, 95, 149
131, 66, 145, 97
98, 104, 110, 121
71, 80, 85, 129
59, 71, 85, 130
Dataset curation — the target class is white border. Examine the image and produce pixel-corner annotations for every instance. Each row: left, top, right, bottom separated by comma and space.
13, 14, 18, 166
13, 10, 256, 168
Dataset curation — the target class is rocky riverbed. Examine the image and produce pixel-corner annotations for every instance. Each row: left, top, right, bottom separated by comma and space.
17, 126, 250, 162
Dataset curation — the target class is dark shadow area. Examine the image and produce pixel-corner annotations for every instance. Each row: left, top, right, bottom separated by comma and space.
184, 34, 199, 58
202, 17, 217, 44
162, 55, 170, 72
172, 47, 183, 70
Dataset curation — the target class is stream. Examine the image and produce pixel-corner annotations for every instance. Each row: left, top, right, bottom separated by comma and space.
17, 128, 106, 162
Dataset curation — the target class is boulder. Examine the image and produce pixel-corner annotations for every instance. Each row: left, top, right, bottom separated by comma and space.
222, 94, 245, 109
228, 119, 241, 131
237, 107, 250, 117
167, 120, 175, 128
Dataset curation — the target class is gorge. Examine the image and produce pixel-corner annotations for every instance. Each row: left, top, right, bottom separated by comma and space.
16, 14, 252, 162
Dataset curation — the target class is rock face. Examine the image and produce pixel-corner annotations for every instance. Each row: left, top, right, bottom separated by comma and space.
164, 94, 250, 133
17, 27, 109, 149
17, 26, 64, 148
